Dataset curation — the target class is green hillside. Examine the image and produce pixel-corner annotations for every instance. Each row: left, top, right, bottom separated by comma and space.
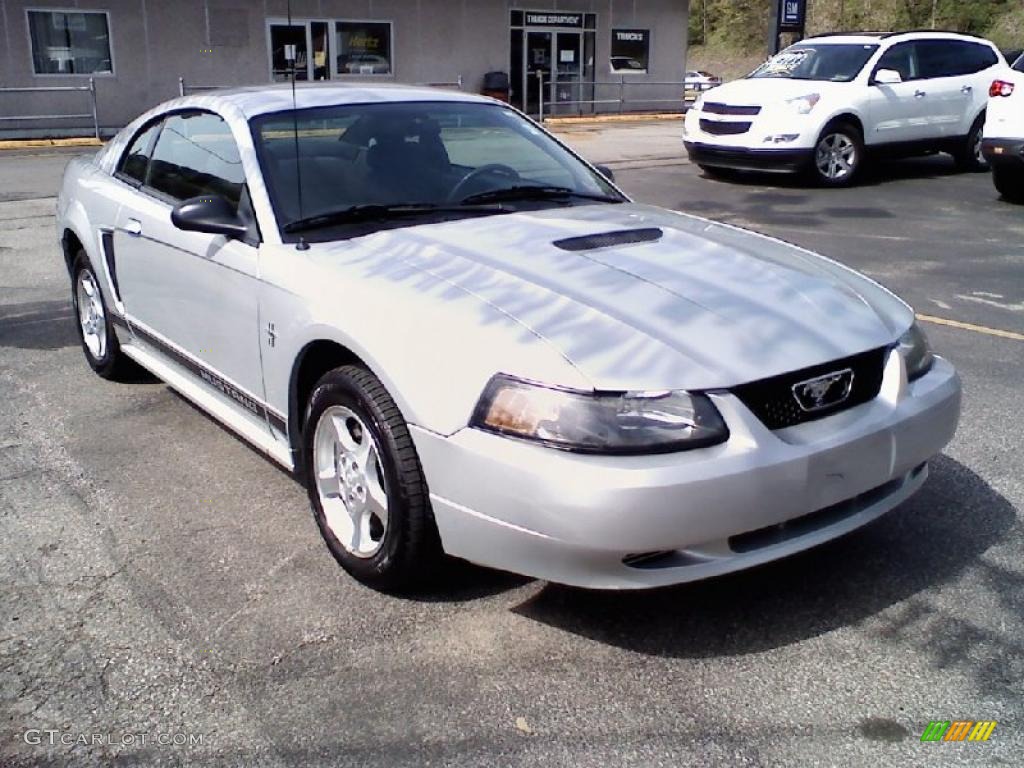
688, 0, 1024, 52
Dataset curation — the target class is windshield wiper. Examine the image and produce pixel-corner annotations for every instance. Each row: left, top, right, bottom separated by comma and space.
459, 185, 622, 206
283, 202, 503, 234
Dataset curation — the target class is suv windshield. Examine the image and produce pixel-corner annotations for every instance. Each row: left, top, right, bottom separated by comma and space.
251, 101, 622, 242
749, 43, 879, 82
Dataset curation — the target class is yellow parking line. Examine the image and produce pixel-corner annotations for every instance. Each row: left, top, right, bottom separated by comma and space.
917, 313, 1024, 341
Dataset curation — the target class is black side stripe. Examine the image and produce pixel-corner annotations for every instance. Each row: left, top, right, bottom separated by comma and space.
100, 231, 121, 302
112, 316, 288, 433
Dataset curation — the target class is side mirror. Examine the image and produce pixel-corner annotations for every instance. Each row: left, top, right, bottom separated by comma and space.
595, 164, 616, 183
873, 68, 903, 85
171, 196, 248, 239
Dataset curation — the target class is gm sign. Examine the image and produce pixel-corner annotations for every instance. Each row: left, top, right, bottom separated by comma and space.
779, 0, 806, 30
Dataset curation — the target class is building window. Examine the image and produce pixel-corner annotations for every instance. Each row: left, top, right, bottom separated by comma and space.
336, 21, 393, 75
610, 29, 649, 74
27, 10, 112, 75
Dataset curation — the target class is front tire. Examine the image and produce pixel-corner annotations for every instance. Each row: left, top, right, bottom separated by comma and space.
953, 115, 988, 172
993, 165, 1024, 203
71, 251, 135, 380
302, 365, 442, 591
811, 121, 863, 187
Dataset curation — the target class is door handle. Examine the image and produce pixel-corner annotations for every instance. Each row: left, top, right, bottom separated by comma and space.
914, 90, 926, 98
124, 218, 142, 236
961, 85, 973, 94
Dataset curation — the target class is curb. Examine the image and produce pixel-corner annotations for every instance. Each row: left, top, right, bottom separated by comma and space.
0, 137, 102, 150
544, 112, 684, 126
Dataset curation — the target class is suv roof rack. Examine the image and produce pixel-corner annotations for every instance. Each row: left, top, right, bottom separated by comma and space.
879, 29, 986, 39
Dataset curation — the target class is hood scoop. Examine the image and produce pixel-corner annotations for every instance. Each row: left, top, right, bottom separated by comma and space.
553, 227, 663, 252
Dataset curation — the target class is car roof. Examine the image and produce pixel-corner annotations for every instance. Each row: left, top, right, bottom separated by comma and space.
167, 82, 493, 121
802, 30, 994, 45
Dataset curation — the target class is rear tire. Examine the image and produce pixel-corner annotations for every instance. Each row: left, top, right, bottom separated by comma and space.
993, 165, 1024, 203
71, 251, 136, 381
303, 365, 442, 592
810, 121, 863, 187
953, 115, 988, 172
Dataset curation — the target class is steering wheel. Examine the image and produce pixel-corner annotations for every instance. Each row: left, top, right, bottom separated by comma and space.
447, 164, 520, 202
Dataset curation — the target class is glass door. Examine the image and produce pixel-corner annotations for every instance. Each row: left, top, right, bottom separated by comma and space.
311, 21, 330, 81
269, 23, 310, 82
525, 31, 553, 116
554, 33, 582, 115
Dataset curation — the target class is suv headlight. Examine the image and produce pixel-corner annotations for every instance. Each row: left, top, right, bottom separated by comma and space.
897, 322, 934, 381
471, 375, 729, 454
784, 93, 821, 115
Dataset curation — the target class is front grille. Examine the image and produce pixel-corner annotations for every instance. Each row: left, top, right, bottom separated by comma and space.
699, 119, 752, 136
702, 102, 761, 116
731, 347, 888, 430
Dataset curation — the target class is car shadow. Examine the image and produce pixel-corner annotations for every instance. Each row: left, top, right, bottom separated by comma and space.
0, 299, 79, 351
510, 455, 1018, 660
700, 153, 966, 190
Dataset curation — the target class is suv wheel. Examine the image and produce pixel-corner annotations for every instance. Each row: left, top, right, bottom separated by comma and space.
953, 115, 988, 172
303, 365, 442, 591
811, 122, 863, 187
993, 165, 1024, 203
71, 251, 135, 380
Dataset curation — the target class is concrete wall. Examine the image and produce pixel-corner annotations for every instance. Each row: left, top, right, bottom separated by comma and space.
0, 1, 689, 138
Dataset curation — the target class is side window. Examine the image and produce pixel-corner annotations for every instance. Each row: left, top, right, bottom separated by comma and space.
915, 40, 968, 79
876, 42, 918, 81
145, 112, 246, 209
963, 42, 998, 74
116, 121, 162, 186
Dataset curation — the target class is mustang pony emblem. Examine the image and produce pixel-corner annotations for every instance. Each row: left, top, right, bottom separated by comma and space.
791, 368, 855, 412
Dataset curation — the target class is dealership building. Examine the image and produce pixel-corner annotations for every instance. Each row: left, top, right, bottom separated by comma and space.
0, 1, 691, 138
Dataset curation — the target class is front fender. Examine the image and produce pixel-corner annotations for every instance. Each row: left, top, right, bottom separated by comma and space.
258, 242, 590, 438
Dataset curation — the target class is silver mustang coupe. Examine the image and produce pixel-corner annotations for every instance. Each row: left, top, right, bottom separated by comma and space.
57, 84, 961, 590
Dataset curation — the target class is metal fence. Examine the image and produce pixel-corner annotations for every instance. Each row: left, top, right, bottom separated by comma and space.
0, 78, 100, 139
536, 72, 695, 122
178, 75, 463, 97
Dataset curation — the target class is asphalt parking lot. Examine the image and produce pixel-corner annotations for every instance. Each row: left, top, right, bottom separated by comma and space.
1, 122, 1022, 767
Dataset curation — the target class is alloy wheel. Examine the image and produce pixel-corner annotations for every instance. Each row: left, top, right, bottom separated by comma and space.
76, 268, 107, 360
313, 405, 390, 558
815, 132, 857, 182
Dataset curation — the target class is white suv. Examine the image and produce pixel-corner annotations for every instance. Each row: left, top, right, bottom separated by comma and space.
982, 53, 1024, 202
684, 32, 1004, 186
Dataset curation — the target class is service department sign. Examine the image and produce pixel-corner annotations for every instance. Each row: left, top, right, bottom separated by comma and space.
525, 12, 583, 28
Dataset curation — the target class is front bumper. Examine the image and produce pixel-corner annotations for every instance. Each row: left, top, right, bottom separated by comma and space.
982, 138, 1024, 167
412, 351, 961, 589
685, 141, 812, 173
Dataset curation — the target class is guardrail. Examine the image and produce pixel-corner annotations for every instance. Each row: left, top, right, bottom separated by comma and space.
536, 72, 708, 121
0, 78, 100, 139
179, 75, 464, 97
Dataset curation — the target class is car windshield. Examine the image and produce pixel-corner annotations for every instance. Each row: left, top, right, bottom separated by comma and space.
251, 101, 622, 242
748, 43, 879, 82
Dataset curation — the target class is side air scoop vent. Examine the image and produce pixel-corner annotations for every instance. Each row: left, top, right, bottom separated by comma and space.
553, 227, 663, 252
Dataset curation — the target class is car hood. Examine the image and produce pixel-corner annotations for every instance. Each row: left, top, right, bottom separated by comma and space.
319, 203, 911, 392
703, 77, 851, 106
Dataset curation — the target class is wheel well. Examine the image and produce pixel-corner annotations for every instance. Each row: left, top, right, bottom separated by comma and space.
289, 339, 363, 450
61, 229, 83, 275
827, 113, 864, 138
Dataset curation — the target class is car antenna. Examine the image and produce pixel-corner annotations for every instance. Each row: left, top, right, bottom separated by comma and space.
287, 0, 310, 251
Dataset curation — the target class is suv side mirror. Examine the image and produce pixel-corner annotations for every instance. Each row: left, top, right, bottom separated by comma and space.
171, 195, 248, 239
595, 164, 616, 183
873, 68, 903, 85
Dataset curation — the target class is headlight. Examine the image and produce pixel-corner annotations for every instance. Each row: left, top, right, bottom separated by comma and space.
784, 93, 821, 115
471, 375, 729, 454
897, 322, 934, 381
